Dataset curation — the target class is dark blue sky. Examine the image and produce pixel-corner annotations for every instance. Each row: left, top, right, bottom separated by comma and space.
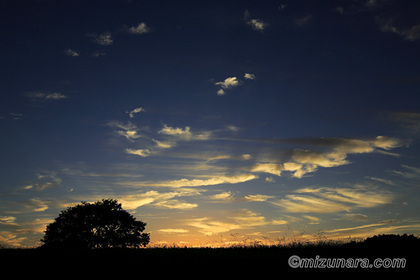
1, 0, 420, 247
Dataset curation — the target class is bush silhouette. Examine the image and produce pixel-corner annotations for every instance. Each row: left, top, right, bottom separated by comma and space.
363, 233, 420, 249
41, 199, 150, 249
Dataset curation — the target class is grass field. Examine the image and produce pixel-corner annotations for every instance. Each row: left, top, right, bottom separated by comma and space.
1, 234, 418, 276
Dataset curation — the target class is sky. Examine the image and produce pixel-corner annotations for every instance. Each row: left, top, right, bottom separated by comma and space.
1, 0, 420, 248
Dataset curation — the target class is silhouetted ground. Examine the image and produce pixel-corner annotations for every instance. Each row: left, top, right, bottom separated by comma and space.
1, 234, 418, 276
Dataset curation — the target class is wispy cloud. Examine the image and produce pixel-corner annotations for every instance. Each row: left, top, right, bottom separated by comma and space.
0, 216, 18, 226
278, 4, 287, 11
209, 191, 273, 202
116, 189, 202, 210
366, 176, 397, 186
9, 113, 24, 120
12, 198, 50, 213
272, 185, 395, 213
187, 217, 241, 236
108, 121, 141, 141
158, 228, 189, 234
126, 107, 145, 118
92, 50, 106, 57
336, 1, 420, 42
250, 136, 403, 178
243, 194, 274, 202
377, 18, 420, 41
209, 191, 234, 201
153, 200, 198, 209
187, 209, 281, 236
137, 173, 258, 188
88, 32, 113, 45
126, 148, 152, 157
64, 49, 80, 57
0, 232, 26, 247
393, 164, 420, 180
112, 122, 216, 160
21, 173, 62, 191
26, 91, 68, 101
110, 117, 404, 182
153, 139, 172, 149
295, 15, 313, 27
387, 111, 420, 133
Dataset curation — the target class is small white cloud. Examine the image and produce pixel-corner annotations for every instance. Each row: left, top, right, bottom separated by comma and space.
244, 10, 268, 31
241, 154, 252, 160
64, 49, 80, 57
226, 125, 240, 132
215, 77, 242, 95
210, 191, 234, 200
248, 19, 268, 31
159, 124, 192, 138
158, 124, 211, 141
129, 22, 150, 34
215, 77, 240, 89
265, 177, 275, 183
88, 32, 113, 45
126, 107, 145, 118
278, 4, 287, 11
244, 73, 256, 80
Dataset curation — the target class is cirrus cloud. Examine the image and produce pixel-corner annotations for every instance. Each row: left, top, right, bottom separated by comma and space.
138, 173, 258, 188
272, 185, 395, 213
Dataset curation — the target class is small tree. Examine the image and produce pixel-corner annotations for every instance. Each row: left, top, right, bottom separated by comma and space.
41, 199, 150, 249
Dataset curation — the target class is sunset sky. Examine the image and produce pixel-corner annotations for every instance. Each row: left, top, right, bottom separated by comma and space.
1, 0, 420, 247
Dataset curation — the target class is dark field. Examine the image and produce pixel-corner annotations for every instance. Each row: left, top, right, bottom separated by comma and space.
1, 235, 418, 276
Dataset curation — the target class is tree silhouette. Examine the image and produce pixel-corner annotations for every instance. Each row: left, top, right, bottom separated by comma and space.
41, 199, 150, 249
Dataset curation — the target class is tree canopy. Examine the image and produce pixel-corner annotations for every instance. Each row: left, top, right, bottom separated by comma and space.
41, 199, 150, 249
